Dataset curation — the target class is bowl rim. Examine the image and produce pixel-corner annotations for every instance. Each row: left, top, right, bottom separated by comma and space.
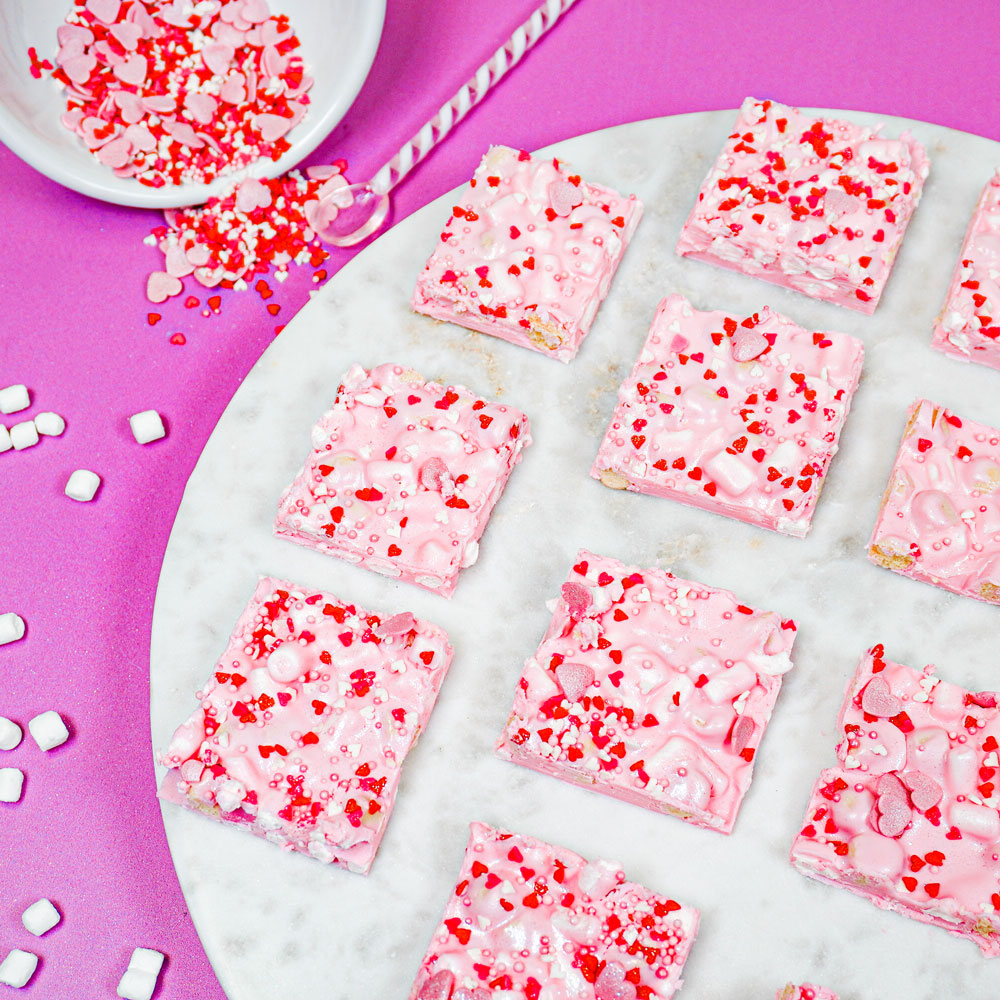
0, 0, 386, 209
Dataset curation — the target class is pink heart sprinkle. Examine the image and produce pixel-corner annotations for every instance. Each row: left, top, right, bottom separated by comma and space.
124, 123, 156, 152
193, 266, 223, 288
417, 970, 454, 1000
142, 95, 176, 115
560, 582, 592, 619
96, 135, 131, 169
255, 112, 293, 143
548, 179, 582, 218
241, 0, 271, 23
185, 243, 211, 267
595, 961, 638, 1000
731, 715, 755, 755
731, 328, 769, 362
260, 45, 288, 79
861, 675, 902, 718
375, 613, 417, 638
219, 75, 247, 105
235, 177, 272, 214
114, 53, 147, 86
555, 662, 596, 704
899, 770, 944, 812
875, 791, 912, 838
306, 164, 343, 182
62, 52, 98, 85
109, 21, 141, 50
202, 43, 235, 77
419, 457, 450, 491
146, 271, 183, 304
57, 24, 94, 48
875, 772, 906, 800
165, 245, 195, 278
305, 197, 338, 235
451, 989, 491, 1000
86, 0, 121, 24
184, 91, 218, 126
113, 90, 144, 124
969, 690, 998, 709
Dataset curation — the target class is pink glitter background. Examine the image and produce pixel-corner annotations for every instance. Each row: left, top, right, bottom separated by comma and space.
1, 1, 998, 997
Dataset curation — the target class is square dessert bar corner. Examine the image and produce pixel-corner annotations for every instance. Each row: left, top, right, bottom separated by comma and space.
274, 363, 531, 598
411, 144, 643, 362
408, 822, 699, 1000
158, 577, 453, 875
495, 550, 796, 834
790, 645, 1000, 956
677, 97, 929, 313
868, 398, 1000, 605
591, 294, 864, 536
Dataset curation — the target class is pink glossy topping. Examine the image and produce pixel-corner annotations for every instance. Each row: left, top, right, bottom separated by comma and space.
408, 822, 699, 1000
158, 577, 452, 875
411, 145, 643, 363
790, 645, 1000, 956
676, 97, 929, 314
273, 363, 532, 598
591, 294, 864, 537
867, 398, 1000, 605
932, 168, 1000, 370
776, 985, 839, 1000
496, 550, 797, 834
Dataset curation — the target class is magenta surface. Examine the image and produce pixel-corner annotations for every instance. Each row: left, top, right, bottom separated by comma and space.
2, 1, 999, 997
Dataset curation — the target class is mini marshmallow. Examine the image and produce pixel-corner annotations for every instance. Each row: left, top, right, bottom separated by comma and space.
28, 711, 70, 752
0, 425, 11, 453
0, 949, 38, 988
0, 384, 30, 414
22, 899, 61, 937
117, 948, 165, 1000
129, 410, 166, 445
0, 717, 23, 750
65, 469, 101, 502
10, 420, 38, 451
34, 412, 66, 436
0, 612, 26, 645
0, 767, 24, 803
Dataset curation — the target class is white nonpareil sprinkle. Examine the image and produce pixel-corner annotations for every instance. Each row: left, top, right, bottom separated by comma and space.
27, 711, 70, 752
0, 425, 11, 453
129, 410, 166, 445
0, 612, 26, 645
22, 899, 61, 937
10, 421, 39, 451
0, 949, 38, 988
0, 384, 30, 414
117, 948, 165, 1000
65, 469, 101, 502
34, 412, 66, 437
0, 717, 22, 751
0, 767, 25, 803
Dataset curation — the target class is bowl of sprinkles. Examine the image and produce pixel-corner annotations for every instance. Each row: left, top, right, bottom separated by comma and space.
0, 0, 385, 207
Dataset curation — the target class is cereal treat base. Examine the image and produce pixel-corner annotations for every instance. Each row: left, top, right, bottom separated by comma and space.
932, 168, 1000, 370
274, 363, 531, 598
158, 577, 453, 875
677, 97, 929, 313
496, 550, 796, 834
868, 398, 1000, 605
790, 645, 1000, 957
412, 144, 642, 362
408, 822, 699, 1000
591, 294, 864, 536
777, 986, 839, 1000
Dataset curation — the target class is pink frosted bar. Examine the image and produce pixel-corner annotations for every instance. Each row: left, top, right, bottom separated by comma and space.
932, 168, 1000, 370
777, 986, 839, 1000
867, 399, 1000, 606
412, 144, 643, 362
274, 363, 531, 598
495, 551, 797, 834
591, 294, 864, 537
158, 576, 453, 875
790, 646, 1000, 957
677, 97, 929, 313
409, 822, 699, 1000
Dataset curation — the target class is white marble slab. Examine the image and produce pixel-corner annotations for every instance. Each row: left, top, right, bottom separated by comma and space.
150, 110, 1000, 1000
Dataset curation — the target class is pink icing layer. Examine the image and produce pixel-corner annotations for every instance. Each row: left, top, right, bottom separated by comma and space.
411, 145, 643, 363
932, 168, 1000, 370
676, 97, 929, 314
273, 363, 531, 598
158, 576, 453, 875
495, 550, 796, 834
591, 294, 864, 537
790, 646, 1000, 957
408, 822, 699, 1000
777, 986, 839, 1000
867, 398, 1000, 606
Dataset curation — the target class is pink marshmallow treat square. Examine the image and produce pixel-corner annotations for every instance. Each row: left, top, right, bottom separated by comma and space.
495, 551, 797, 834
158, 576, 453, 875
867, 399, 1000, 605
778, 987, 839, 1000
932, 168, 1000, 370
591, 294, 864, 537
411, 144, 643, 362
790, 645, 1000, 956
408, 822, 699, 1000
274, 363, 531, 598
676, 97, 928, 313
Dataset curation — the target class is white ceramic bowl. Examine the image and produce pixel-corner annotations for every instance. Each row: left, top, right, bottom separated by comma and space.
0, 1, 385, 207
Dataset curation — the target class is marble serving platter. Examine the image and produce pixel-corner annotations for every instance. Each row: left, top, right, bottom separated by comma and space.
150, 110, 1000, 1000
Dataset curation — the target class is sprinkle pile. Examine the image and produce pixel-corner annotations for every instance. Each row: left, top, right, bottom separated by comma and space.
45, 0, 313, 187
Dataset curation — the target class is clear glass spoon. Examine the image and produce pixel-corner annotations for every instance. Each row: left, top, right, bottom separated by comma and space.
317, 0, 578, 248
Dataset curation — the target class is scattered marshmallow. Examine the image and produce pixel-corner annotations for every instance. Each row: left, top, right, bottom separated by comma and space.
22, 899, 61, 937
65, 469, 101, 502
129, 410, 166, 445
0, 949, 38, 988
0, 767, 25, 803
28, 711, 70, 752
117, 948, 165, 1000
0, 612, 26, 645
0, 384, 30, 414
0, 717, 22, 751
34, 412, 66, 437
10, 421, 39, 451
0, 425, 11, 453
